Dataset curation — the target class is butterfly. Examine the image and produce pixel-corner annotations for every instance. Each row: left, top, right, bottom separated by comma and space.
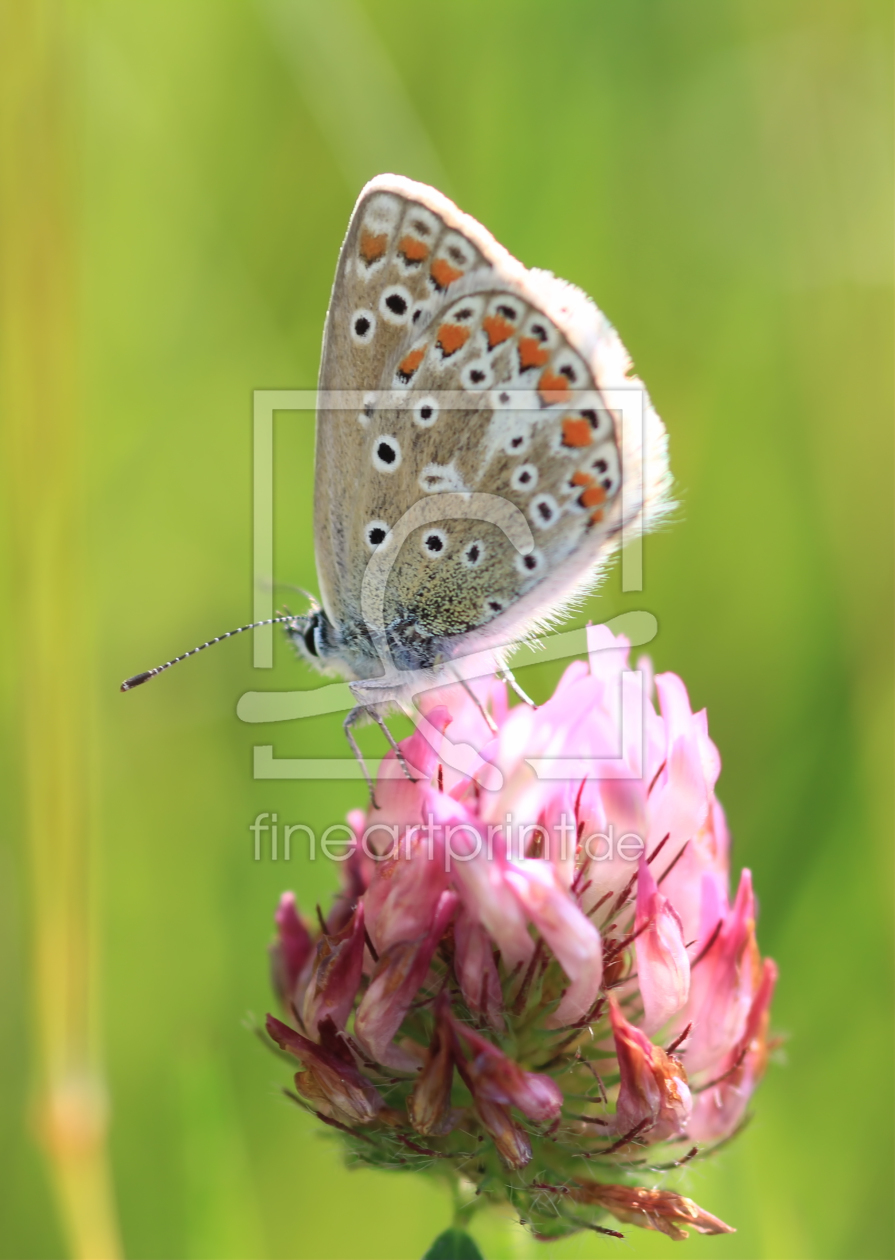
122, 175, 671, 790
291, 176, 670, 769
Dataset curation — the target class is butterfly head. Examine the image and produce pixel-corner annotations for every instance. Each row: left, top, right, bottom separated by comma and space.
285, 604, 326, 664
284, 603, 369, 682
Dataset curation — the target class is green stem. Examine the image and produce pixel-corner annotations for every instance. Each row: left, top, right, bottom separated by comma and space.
450, 1181, 479, 1231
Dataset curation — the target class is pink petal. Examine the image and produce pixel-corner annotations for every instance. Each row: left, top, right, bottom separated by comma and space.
443, 806, 535, 971
586, 624, 631, 685
408, 993, 457, 1136
452, 1018, 562, 1124
682, 869, 758, 1074
688, 957, 778, 1144
301, 902, 366, 1035
609, 996, 691, 1141
503, 861, 602, 1026
635, 860, 690, 1035
362, 802, 450, 954
453, 906, 505, 1032
354, 891, 457, 1067
270, 892, 313, 1005
647, 731, 710, 861
265, 1014, 384, 1125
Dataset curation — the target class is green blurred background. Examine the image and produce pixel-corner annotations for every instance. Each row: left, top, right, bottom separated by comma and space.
1, 1, 892, 1257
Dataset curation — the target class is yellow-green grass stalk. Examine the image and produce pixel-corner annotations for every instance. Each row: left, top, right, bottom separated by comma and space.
0, 3, 120, 1256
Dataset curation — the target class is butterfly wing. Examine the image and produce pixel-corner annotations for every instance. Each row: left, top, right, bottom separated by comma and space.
314, 176, 501, 637
314, 175, 671, 677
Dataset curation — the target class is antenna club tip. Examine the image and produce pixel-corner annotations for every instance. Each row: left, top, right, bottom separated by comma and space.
121, 671, 153, 691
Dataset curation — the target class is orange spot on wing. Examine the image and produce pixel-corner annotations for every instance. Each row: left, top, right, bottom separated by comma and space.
482, 313, 514, 349
359, 229, 388, 263
430, 258, 464, 289
435, 323, 471, 357
397, 347, 426, 379
538, 370, 572, 404
562, 417, 593, 447
518, 337, 550, 370
398, 234, 429, 263
580, 484, 607, 509
571, 470, 593, 487
589, 508, 605, 524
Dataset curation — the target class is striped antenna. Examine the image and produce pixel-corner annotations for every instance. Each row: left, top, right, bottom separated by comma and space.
120, 615, 299, 691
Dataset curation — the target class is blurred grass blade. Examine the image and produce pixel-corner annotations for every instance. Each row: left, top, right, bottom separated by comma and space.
263, 0, 449, 192
0, 3, 121, 1257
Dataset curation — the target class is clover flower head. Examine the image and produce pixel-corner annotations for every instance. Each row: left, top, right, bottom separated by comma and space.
266, 627, 777, 1241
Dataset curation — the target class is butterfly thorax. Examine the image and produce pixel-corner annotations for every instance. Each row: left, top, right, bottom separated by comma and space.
287, 605, 458, 681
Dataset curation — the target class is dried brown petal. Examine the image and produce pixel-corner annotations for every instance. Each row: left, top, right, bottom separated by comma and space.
408, 995, 455, 1136
571, 1181, 735, 1240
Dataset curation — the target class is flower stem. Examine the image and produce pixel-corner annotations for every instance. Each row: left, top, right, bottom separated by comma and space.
450, 1181, 479, 1231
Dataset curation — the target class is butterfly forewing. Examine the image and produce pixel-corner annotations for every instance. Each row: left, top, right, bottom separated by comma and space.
316, 180, 492, 630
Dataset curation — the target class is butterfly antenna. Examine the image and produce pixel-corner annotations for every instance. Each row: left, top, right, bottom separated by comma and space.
260, 578, 320, 607
120, 615, 299, 691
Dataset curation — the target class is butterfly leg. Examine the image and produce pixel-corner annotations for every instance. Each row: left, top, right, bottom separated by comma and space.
343, 706, 380, 809
451, 672, 498, 734
369, 709, 418, 784
501, 665, 537, 708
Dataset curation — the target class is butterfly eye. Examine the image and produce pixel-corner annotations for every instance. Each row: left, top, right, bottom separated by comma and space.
351, 310, 376, 345
302, 622, 319, 657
